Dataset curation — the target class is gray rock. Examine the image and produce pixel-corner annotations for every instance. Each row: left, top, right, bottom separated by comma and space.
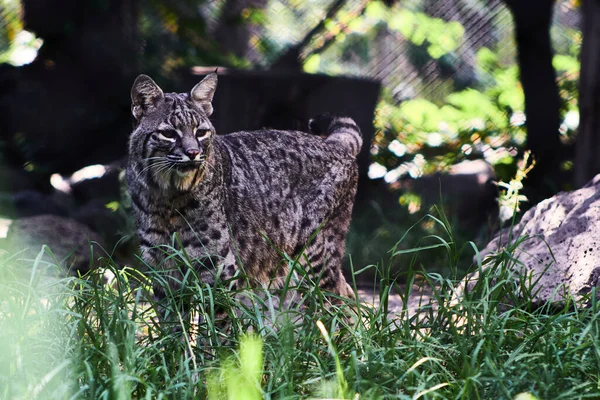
467, 174, 600, 304
0, 190, 72, 218
398, 159, 498, 230
3, 214, 103, 276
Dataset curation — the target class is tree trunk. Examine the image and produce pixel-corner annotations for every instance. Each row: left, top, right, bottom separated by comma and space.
575, 0, 600, 187
504, 0, 565, 200
213, 0, 268, 63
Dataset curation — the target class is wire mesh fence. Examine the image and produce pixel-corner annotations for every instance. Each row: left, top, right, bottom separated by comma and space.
0, 0, 580, 99
0, 0, 582, 180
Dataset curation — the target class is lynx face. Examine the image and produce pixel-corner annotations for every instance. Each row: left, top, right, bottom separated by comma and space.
129, 74, 217, 191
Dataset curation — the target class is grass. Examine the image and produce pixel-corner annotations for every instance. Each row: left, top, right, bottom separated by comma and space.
346, 189, 498, 282
1, 215, 600, 399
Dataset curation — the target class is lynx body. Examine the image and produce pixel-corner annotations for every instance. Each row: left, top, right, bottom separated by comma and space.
126, 73, 361, 303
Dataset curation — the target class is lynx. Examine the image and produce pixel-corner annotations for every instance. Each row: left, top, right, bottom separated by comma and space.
126, 73, 361, 321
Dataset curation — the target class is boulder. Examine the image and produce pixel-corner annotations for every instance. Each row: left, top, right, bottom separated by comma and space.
464, 174, 600, 304
396, 159, 498, 231
0, 190, 73, 218
71, 198, 128, 251
2, 214, 103, 276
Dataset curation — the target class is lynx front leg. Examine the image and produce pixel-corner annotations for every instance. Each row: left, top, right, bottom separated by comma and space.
150, 245, 238, 338
138, 246, 193, 335
191, 249, 240, 342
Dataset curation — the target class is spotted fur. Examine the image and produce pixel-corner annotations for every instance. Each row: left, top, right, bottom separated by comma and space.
126, 73, 362, 316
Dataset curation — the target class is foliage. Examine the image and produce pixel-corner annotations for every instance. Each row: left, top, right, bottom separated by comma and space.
207, 334, 264, 400
369, 42, 581, 187
346, 197, 477, 281
2, 218, 600, 399
0, 0, 43, 65
299, 0, 581, 191
0, 0, 21, 58
374, 2, 465, 60
497, 150, 535, 223
0, 0, 582, 183
137, 0, 244, 81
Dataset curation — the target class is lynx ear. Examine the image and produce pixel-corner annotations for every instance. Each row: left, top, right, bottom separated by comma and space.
190, 73, 217, 116
131, 74, 164, 121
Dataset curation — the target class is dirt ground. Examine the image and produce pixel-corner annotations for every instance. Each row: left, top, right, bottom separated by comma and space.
356, 283, 436, 317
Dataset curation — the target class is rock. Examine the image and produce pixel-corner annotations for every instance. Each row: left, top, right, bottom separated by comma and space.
397, 159, 498, 231
0, 190, 73, 218
3, 215, 103, 276
0, 165, 51, 193
462, 173, 600, 304
0, 161, 130, 266
71, 198, 128, 250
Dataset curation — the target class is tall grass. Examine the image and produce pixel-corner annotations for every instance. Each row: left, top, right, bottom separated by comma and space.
1, 215, 599, 399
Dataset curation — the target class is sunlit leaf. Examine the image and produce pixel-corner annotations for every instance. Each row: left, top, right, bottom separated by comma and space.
303, 54, 320, 73
553, 54, 580, 74
398, 99, 442, 131
364, 0, 388, 21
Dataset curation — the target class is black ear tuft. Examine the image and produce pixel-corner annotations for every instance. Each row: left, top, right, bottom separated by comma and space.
131, 74, 164, 121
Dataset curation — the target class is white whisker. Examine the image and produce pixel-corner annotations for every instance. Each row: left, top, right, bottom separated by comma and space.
138, 160, 170, 177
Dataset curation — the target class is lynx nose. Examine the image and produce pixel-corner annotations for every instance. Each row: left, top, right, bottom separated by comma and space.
185, 148, 200, 160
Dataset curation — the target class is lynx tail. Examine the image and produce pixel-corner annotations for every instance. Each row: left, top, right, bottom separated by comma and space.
309, 114, 363, 157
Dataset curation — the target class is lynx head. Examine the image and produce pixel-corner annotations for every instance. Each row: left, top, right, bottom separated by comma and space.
129, 73, 218, 191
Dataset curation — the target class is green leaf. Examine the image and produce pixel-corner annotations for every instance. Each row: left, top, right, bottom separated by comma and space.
105, 201, 120, 212
498, 86, 524, 111
398, 99, 442, 131
553, 54, 580, 74
303, 54, 320, 73
365, 0, 388, 20
476, 47, 498, 68
389, 10, 416, 39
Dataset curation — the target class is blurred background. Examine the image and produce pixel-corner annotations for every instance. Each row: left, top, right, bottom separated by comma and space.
0, 0, 590, 279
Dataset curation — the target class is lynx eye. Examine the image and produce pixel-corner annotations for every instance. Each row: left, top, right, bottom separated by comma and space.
196, 129, 211, 140
158, 129, 178, 141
